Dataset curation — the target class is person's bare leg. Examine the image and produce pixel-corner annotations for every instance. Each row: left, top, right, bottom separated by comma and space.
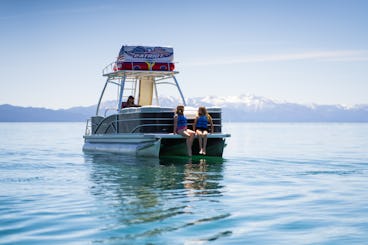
202, 131, 208, 155
180, 130, 194, 156
196, 130, 203, 154
188, 130, 195, 156
186, 137, 192, 156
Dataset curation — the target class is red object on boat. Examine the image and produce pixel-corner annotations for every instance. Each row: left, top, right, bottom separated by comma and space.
115, 62, 175, 71
152, 63, 175, 71
121, 62, 132, 70
132, 62, 148, 70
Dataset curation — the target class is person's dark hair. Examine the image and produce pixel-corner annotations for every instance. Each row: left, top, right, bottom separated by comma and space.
176, 105, 184, 115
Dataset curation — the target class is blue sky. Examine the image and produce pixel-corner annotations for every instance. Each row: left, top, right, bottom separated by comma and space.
1, 0, 368, 109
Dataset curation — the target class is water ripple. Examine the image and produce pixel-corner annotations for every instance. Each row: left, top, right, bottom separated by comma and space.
1, 123, 368, 244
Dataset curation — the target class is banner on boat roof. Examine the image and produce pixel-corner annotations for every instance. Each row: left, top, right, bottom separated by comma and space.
117, 46, 174, 62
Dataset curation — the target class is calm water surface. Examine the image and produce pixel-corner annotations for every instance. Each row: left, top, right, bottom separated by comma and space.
1, 122, 368, 244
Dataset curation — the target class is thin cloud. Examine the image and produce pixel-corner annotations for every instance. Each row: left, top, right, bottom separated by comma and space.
184, 50, 368, 66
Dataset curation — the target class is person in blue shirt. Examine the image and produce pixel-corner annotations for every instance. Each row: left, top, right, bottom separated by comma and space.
173, 105, 195, 156
193, 106, 214, 155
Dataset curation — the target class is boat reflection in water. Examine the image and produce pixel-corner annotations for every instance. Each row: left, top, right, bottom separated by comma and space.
84, 153, 231, 243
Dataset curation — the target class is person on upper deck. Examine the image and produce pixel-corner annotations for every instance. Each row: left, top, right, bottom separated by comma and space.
193, 106, 214, 155
173, 105, 195, 156
121, 96, 141, 108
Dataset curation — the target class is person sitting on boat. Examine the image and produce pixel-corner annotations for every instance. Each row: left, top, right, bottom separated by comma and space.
193, 106, 214, 155
121, 96, 141, 108
173, 105, 195, 156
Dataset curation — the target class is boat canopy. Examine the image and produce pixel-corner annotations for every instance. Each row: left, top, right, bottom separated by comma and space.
117, 46, 174, 63
96, 46, 185, 116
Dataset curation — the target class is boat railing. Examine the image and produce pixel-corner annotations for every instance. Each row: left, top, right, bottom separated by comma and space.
104, 107, 118, 117
130, 124, 173, 133
85, 118, 92, 136
93, 116, 223, 134
102, 61, 116, 75
130, 123, 223, 134
102, 61, 178, 76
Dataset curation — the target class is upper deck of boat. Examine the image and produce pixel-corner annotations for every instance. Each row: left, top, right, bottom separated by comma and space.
102, 63, 179, 79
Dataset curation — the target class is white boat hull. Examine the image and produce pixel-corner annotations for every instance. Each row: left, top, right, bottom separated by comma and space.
83, 134, 161, 157
83, 133, 230, 157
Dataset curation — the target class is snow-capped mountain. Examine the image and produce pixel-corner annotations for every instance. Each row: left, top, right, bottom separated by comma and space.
188, 94, 281, 111
159, 94, 279, 110
159, 94, 368, 122
1, 94, 368, 122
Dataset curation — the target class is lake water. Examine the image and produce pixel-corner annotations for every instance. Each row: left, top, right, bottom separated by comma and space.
1, 122, 368, 244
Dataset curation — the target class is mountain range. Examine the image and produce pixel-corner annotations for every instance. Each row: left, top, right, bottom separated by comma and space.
1, 94, 368, 122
